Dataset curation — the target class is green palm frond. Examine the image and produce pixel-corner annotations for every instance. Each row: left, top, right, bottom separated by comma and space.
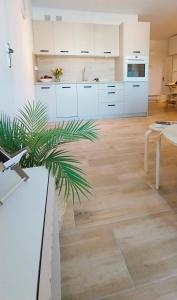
0, 101, 98, 202
18, 101, 47, 134
0, 114, 25, 154
43, 149, 91, 202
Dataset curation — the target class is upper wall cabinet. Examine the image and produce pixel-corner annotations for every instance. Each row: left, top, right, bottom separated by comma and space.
120, 22, 150, 56
169, 35, 177, 56
33, 21, 120, 57
33, 20, 55, 55
94, 24, 119, 57
74, 23, 94, 56
54, 22, 75, 55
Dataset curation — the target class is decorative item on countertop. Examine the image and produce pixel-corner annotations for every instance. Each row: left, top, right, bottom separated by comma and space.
39, 75, 53, 83
53, 67, 63, 82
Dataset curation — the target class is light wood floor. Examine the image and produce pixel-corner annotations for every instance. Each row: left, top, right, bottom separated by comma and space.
60, 102, 177, 300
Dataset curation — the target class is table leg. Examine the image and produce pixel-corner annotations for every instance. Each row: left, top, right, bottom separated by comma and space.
144, 129, 152, 173
156, 135, 161, 190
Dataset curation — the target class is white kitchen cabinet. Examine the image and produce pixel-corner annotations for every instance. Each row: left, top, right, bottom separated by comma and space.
98, 83, 124, 115
77, 84, 98, 116
74, 23, 94, 56
124, 82, 148, 114
120, 22, 150, 56
33, 20, 55, 55
56, 84, 78, 117
35, 85, 56, 121
169, 35, 177, 56
114, 26, 120, 57
54, 22, 75, 55
94, 24, 119, 57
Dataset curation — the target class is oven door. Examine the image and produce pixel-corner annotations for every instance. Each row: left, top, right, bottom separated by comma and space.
124, 59, 148, 81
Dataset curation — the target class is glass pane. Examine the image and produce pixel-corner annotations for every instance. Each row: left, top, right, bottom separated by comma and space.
127, 64, 145, 77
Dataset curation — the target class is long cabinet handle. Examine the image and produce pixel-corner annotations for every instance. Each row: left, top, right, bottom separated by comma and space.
81, 50, 89, 54
133, 51, 141, 53
62, 86, 71, 88
104, 51, 111, 54
84, 86, 92, 88
60, 50, 69, 53
132, 85, 140, 87
107, 85, 116, 88
40, 50, 49, 53
108, 104, 116, 107
41, 86, 51, 89
108, 92, 116, 94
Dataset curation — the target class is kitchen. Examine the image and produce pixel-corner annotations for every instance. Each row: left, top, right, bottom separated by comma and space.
33, 16, 150, 121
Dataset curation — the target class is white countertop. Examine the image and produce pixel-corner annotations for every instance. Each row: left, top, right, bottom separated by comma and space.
0, 167, 49, 300
35, 80, 124, 85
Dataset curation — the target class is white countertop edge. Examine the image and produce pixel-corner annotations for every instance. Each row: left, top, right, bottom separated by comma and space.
35, 81, 124, 85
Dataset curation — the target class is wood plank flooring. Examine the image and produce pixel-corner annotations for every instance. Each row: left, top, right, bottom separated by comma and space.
60, 102, 177, 300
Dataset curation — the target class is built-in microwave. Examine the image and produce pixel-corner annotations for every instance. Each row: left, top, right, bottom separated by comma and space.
124, 56, 149, 81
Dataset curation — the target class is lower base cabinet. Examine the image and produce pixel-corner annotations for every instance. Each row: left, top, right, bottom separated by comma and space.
124, 82, 148, 114
35, 81, 148, 120
77, 84, 99, 116
35, 85, 56, 121
56, 84, 78, 118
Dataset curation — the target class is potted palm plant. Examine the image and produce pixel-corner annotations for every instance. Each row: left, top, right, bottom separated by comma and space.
0, 101, 98, 203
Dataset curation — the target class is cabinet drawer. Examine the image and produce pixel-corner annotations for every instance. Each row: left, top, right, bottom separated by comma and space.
98, 83, 124, 90
99, 89, 123, 103
99, 102, 124, 115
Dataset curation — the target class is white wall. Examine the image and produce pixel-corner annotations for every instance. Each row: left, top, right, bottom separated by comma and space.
0, 0, 35, 117
149, 40, 169, 96
32, 7, 138, 25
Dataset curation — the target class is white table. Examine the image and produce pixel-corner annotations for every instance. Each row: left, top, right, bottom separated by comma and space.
156, 124, 177, 189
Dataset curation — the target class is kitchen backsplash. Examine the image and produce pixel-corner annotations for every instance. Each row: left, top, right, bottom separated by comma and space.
35, 56, 116, 82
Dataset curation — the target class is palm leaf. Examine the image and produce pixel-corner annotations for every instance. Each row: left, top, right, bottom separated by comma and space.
0, 114, 25, 154
0, 101, 98, 202
18, 101, 47, 134
43, 149, 91, 202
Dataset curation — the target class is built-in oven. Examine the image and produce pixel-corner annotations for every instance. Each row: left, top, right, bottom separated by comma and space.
124, 56, 149, 81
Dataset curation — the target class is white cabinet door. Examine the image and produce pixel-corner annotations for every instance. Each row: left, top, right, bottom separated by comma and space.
56, 84, 78, 118
54, 22, 75, 55
77, 84, 98, 116
35, 85, 56, 121
169, 35, 177, 56
121, 22, 150, 56
33, 21, 54, 55
124, 82, 148, 114
114, 26, 120, 57
74, 23, 94, 56
94, 24, 115, 57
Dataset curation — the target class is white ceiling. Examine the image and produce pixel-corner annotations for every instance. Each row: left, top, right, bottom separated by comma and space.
31, 0, 177, 39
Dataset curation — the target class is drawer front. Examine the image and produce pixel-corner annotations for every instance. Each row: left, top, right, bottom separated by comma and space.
99, 89, 124, 103
98, 83, 124, 90
99, 102, 124, 115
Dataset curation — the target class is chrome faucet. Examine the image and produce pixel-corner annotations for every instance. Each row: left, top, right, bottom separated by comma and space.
82, 67, 86, 81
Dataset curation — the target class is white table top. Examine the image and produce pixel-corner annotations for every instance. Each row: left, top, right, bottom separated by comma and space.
161, 124, 177, 146
0, 167, 49, 300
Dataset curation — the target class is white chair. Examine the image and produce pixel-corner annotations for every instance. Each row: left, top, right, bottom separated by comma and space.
144, 123, 165, 174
